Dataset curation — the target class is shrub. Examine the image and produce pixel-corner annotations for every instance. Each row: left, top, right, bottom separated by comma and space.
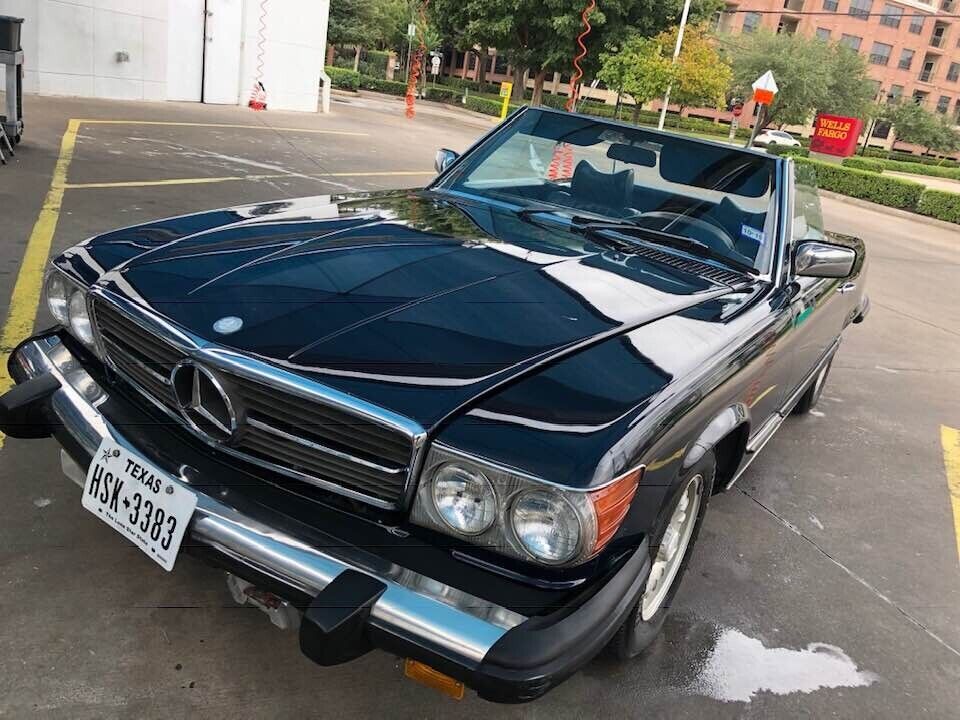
841, 157, 884, 173
766, 145, 810, 157
324, 66, 359, 92
422, 86, 461, 104
873, 158, 960, 180
794, 158, 924, 210
917, 189, 960, 224
358, 50, 391, 79
465, 95, 518, 117
358, 75, 408, 96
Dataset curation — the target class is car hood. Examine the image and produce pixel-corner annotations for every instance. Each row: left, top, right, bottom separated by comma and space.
78, 192, 740, 428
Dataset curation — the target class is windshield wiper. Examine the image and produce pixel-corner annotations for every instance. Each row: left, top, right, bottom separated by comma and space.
582, 221, 760, 276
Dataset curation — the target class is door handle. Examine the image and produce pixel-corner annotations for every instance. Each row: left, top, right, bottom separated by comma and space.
837, 282, 857, 294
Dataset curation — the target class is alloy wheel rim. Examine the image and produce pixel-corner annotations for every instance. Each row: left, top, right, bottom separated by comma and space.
640, 474, 702, 622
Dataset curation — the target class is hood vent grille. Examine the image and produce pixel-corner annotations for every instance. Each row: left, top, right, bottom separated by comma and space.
625, 243, 748, 287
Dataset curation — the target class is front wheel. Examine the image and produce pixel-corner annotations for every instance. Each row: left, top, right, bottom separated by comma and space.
609, 452, 715, 660
792, 357, 833, 414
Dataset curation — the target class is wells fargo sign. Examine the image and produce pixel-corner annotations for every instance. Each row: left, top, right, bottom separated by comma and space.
809, 113, 863, 157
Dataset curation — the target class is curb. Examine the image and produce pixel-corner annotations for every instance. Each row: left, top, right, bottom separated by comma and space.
818, 190, 960, 232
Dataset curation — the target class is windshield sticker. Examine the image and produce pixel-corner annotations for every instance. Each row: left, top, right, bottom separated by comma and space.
740, 225, 765, 244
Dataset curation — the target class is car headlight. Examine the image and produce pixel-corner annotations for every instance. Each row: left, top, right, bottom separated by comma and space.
68, 288, 94, 346
45, 271, 71, 325
411, 444, 642, 567
44, 268, 99, 353
432, 464, 497, 535
511, 489, 581, 564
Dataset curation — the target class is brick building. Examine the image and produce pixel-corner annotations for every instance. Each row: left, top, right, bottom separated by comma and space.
440, 0, 960, 155
717, 0, 960, 152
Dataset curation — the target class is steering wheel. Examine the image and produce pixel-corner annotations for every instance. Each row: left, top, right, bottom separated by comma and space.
632, 211, 739, 255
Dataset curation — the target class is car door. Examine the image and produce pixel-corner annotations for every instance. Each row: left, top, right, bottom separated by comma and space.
783, 162, 851, 398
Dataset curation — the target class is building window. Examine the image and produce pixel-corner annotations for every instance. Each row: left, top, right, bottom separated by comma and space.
816, 27, 832, 40
743, 11, 762, 33
887, 84, 903, 103
869, 42, 893, 65
909, 16, 924, 34
879, 3, 903, 28
848, 0, 872, 19
955, 98, 960, 123
948, 62, 960, 82
493, 55, 508, 74
841, 34, 863, 51
913, 90, 928, 105
936, 95, 951, 113
823, 0, 839, 10
898, 49, 915, 70
872, 120, 892, 139
920, 59, 936, 82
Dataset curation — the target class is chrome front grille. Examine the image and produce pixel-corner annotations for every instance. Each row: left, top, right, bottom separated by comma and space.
91, 298, 418, 508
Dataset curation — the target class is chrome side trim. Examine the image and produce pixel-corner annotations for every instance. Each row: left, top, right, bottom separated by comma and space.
726, 338, 840, 490
15, 336, 524, 667
88, 288, 429, 510
745, 412, 782, 454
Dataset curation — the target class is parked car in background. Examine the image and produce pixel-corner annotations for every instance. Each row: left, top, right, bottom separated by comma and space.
0, 107, 868, 702
754, 129, 803, 147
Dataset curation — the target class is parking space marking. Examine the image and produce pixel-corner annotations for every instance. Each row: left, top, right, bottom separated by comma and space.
0, 119, 80, 448
941, 425, 960, 565
0, 113, 433, 449
75, 119, 368, 136
63, 170, 435, 190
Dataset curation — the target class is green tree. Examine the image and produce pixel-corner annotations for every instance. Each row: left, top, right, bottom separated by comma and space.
727, 31, 875, 129
880, 100, 960, 154
428, 0, 722, 106
598, 36, 675, 120
658, 25, 731, 111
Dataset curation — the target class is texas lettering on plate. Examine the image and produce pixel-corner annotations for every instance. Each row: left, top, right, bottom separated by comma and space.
81, 440, 197, 571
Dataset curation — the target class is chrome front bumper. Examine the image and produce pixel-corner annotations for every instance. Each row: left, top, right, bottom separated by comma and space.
11, 335, 525, 669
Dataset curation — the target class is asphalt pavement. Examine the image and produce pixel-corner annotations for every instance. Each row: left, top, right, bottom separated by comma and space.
0, 94, 958, 719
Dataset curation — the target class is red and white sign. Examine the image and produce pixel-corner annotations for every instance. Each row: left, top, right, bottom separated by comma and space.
809, 113, 864, 157
752, 71, 778, 106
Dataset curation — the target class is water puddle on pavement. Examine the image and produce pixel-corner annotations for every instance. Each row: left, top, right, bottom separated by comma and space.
686, 626, 879, 703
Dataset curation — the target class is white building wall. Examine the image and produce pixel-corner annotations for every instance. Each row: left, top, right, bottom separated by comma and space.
0, 0, 328, 111
0, 0, 168, 101
238, 0, 327, 112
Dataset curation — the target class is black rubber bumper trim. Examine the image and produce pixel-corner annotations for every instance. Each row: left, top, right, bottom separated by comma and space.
471, 538, 651, 702
0, 371, 60, 438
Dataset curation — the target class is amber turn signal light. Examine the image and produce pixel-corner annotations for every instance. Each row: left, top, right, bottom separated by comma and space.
589, 465, 643, 553
404, 658, 465, 700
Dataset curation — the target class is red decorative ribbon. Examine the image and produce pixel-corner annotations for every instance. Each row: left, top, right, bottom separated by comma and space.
406, 1, 430, 119
566, 0, 596, 112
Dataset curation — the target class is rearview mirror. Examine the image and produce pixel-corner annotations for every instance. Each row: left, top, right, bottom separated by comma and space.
435, 148, 459, 174
794, 241, 856, 279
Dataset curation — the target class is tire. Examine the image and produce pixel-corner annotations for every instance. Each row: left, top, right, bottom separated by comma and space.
792, 357, 833, 415
608, 451, 716, 661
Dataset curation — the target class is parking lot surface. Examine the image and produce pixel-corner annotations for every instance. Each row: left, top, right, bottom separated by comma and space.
0, 95, 958, 719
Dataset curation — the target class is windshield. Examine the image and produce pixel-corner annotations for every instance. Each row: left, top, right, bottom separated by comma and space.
437, 109, 779, 273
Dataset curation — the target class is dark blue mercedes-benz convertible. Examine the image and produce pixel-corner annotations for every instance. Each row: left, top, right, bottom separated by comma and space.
0, 107, 868, 702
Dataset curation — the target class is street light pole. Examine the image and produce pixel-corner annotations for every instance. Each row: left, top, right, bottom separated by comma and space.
658, 0, 692, 131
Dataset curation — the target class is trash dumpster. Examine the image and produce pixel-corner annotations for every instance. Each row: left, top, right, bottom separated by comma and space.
0, 15, 22, 52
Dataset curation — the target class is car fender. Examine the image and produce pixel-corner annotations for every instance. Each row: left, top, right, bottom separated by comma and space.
681, 403, 750, 472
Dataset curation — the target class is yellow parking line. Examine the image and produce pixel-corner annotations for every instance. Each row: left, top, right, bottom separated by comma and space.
74, 119, 367, 136
0, 119, 80, 448
941, 425, 960, 566
65, 170, 435, 189
64, 174, 289, 189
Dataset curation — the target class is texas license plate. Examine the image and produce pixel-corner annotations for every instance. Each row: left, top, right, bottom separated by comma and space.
82, 440, 197, 571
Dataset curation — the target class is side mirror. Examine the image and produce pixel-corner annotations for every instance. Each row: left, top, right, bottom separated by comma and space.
435, 148, 459, 174
794, 241, 856, 279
